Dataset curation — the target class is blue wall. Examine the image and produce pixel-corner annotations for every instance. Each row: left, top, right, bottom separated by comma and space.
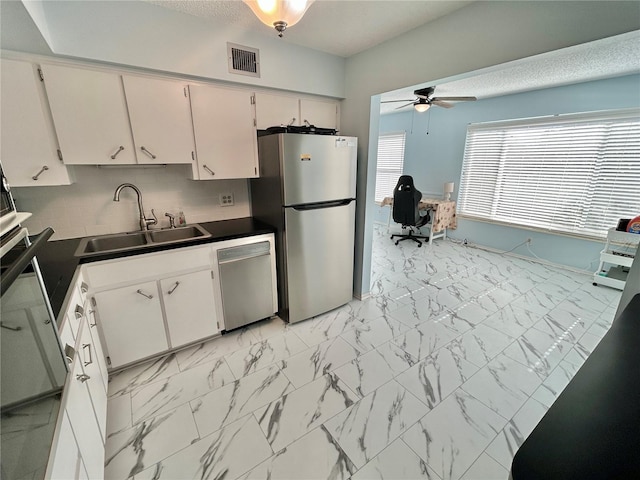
376, 74, 640, 271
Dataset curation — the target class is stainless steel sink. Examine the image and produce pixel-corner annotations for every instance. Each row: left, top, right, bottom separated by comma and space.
82, 232, 149, 253
148, 225, 207, 243
75, 224, 211, 257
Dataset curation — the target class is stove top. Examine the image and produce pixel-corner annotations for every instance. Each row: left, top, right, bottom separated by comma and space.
259, 125, 338, 136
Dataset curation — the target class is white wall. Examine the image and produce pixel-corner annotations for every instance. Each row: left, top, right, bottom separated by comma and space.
341, 1, 640, 296
15, 0, 346, 98
12, 166, 250, 240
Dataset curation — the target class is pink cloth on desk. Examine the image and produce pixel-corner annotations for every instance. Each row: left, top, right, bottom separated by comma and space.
382, 197, 457, 233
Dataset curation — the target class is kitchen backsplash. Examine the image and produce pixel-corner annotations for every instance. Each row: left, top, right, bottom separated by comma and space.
12, 165, 251, 240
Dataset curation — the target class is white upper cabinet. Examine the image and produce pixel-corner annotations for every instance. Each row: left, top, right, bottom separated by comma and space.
300, 98, 339, 130
255, 92, 299, 130
255, 93, 340, 131
41, 64, 137, 165
0, 59, 72, 186
190, 85, 258, 179
123, 75, 196, 165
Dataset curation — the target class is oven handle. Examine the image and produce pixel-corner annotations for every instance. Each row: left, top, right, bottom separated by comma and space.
1, 227, 54, 295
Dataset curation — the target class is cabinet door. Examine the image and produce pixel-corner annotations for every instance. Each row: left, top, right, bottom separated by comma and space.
255, 92, 299, 129
93, 281, 168, 368
190, 85, 258, 179
41, 64, 137, 165
47, 412, 81, 480
86, 304, 108, 392
0, 59, 72, 186
123, 75, 196, 164
78, 316, 107, 442
161, 270, 219, 348
300, 98, 339, 130
65, 350, 104, 479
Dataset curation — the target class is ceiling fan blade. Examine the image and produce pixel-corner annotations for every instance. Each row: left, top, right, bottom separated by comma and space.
381, 99, 414, 104
431, 100, 454, 109
394, 102, 416, 109
432, 96, 477, 102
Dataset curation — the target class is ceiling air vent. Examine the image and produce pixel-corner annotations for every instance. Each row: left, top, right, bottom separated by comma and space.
227, 43, 260, 78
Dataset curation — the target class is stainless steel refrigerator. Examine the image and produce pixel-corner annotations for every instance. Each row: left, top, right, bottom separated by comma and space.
251, 133, 357, 324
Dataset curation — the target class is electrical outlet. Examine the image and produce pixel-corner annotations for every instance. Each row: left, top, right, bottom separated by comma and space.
219, 193, 234, 206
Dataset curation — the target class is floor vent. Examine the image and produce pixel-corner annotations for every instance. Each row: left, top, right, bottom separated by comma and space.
227, 43, 260, 77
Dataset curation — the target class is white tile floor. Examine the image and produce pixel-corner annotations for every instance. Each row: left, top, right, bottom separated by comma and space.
104, 225, 620, 479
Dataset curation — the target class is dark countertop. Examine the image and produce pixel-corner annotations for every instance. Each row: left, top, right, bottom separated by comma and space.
511, 293, 640, 479
38, 217, 275, 319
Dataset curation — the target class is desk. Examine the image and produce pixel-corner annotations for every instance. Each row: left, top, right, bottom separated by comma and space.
381, 197, 457, 244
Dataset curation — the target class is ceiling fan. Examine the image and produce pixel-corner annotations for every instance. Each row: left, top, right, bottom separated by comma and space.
382, 86, 477, 112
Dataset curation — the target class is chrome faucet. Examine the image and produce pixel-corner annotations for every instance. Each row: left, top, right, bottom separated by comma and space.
113, 183, 157, 231
165, 212, 176, 229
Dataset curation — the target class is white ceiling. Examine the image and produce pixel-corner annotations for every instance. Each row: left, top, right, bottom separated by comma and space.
144, 0, 473, 57
143, 1, 639, 114
381, 31, 640, 114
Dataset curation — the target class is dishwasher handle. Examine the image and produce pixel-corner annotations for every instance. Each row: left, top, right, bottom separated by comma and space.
217, 241, 271, 264
218, 251, 269, 265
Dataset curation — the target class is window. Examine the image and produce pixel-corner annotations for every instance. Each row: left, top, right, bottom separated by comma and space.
375, 132, 406, 203
458, 109, 640, 239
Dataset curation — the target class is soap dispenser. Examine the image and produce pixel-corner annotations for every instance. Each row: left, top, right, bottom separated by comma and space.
177, 209, 186, 227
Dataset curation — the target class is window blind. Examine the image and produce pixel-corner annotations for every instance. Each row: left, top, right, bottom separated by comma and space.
459, 109, 640, 238
375, 132, 406, 203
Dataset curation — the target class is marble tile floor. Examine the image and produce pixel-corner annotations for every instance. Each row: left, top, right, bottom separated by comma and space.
104, 224, 621, 480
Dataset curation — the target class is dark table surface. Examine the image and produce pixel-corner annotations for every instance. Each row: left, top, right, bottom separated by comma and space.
511, 293, 640, 479
37, 217, 275, 319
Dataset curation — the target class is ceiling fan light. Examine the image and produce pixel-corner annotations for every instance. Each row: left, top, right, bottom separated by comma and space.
414, 102, 430, 113
243, 0, 315, 36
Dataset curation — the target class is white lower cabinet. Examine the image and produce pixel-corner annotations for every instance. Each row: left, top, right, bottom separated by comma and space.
93, 280, 168, 369
87, 244, 221, 369
78, 315, 108, 441
161, 269, 219, 348
47, 287, 106, 480
47, 412, 81, 480
64, 342, 105, 479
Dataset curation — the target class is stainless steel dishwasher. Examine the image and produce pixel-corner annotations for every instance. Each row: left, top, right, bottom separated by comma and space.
217, 241, 274, 331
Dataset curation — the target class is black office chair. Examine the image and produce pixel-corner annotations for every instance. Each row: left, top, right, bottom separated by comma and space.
390, 175, 430, 247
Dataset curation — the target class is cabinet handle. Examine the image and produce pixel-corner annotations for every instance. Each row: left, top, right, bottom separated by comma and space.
64, 344, 75, 364
32, 165, 49, 181
0, 322, 22, 332
167, 281, 180, 295
83, 343, 93, 367
81, 282, 89, 294
110, 145, 125, 159
88, 310, 97, 327
203, 165, 215, 176
76, 373, 90, 383
140, 146, 157, 159
74, 304, 84, 319
136, 289, 154, 299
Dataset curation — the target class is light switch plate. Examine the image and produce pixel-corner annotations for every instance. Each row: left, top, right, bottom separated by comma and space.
219, 193, 234, 206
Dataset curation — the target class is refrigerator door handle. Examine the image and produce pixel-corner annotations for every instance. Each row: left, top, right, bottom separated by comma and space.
290, 199, 354, 211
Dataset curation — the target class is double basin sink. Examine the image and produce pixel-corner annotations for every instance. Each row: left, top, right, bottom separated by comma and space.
74, 224, 211, 258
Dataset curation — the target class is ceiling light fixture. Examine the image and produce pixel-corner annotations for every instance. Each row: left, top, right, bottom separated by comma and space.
243, 0, 315, 37
414, 99, 431, 113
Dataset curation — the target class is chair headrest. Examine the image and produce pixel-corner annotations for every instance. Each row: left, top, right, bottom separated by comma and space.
395, 175, 415, 191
